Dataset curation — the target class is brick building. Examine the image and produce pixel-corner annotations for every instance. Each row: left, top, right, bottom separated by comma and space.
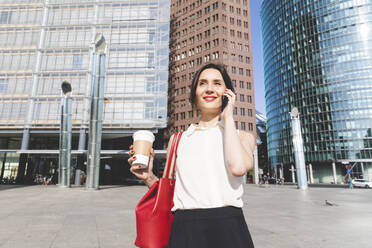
167, 0, 256, 140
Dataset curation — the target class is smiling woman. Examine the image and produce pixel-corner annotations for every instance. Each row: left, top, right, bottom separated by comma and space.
129, 63, 256, 248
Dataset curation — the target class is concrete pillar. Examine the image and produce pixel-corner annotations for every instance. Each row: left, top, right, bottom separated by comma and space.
291, 164, 296, 183
332, 162, 337, 184
308, 163, 314, 184
253, 146, 259, 184
290, 108, 308, 190
279, 164, 283, 179
360, 162, 365, 179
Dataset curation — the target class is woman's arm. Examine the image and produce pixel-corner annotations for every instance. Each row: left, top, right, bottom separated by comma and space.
221, 89, 256, 177
223, 118, 256, 177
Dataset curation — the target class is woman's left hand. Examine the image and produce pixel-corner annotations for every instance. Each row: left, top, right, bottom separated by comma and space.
220, 88, 236, 122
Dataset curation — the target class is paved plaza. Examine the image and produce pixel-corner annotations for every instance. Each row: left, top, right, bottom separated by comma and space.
0, 184, 371, 248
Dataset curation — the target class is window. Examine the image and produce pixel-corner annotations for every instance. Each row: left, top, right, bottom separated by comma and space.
72, 54, 83, 69
204, 29, 210, 38
247, 95, 252, 103
189, 36, 195, 45
247, 82, 252, 89
241, 122, 246, 130
205, 17, 210, 26
231, 66, 236, 74
239, 68, 243, 75
248, 123, 253, 131
212, 14, 219, 22
0, 12, 11, 24
222, 2, 227, 10
240, 94, 245, 102
222, 14, 227, 22
239, 81, 244, 88
197, 33, 203, 41
213, 39, 219, 47
248, 109, 252, 117
212, 26, 219, 34
188, 111, 194, 118
205, 41, 211, 50
234, 107, 237, 115
246, 69, 251, 76
232, 80, 237, 87
245, 56, 250, 64
222, 26, 227, 34
230, 17, 234, 25
231, 54, 236, 61
196, 57, 202, 65
212, 51, 219, 60
240, 108, 245, 116
0, 79, 8, 93
204, 54, 210, 62
205, 6, 210, 14
222, 39, 227, 47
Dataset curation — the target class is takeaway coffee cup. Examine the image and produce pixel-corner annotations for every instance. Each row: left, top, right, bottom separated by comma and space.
132, 130, 155, 168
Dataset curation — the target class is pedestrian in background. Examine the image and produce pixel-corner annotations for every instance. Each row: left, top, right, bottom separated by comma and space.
349, 178, 353, 189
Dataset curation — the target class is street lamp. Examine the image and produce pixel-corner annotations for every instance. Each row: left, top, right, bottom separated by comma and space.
86, 33, 107, 190
290, 107, 308, 190
59, 81, 72, 187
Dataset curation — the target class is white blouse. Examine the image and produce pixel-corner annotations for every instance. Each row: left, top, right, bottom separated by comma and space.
172, 122, 244, 211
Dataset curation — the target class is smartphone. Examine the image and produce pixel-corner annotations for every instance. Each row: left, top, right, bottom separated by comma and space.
221, 95, 228, 111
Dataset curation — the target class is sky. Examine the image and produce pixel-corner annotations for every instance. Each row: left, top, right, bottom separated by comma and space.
250, 0, 266, 115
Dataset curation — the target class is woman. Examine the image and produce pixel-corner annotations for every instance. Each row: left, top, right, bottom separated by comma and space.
129, 63, 255, 248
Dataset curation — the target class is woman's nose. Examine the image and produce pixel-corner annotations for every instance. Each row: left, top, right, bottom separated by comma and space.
206, 83, 214, 92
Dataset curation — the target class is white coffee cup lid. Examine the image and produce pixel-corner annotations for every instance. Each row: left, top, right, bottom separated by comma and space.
133, 130, 155, 143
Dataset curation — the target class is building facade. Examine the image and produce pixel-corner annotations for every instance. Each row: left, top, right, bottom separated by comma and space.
168, 0, 256, 137
261, 0, 372, 183
0, 0, 170, 184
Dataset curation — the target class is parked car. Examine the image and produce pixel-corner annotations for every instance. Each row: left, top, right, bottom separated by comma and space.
352, 179, 372, 188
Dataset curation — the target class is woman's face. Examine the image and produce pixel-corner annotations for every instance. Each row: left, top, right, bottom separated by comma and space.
195, 68, 227, 111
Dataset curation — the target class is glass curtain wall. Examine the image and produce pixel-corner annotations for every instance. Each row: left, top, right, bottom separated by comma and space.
261, 0, 372, 182
0, 0, 170, 130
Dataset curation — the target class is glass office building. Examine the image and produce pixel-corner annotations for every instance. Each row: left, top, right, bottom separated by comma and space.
261, 0, 372, 183
0, 0, 170, 183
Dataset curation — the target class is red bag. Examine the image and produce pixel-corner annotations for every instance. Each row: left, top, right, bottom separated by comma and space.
135, 132, 183, 248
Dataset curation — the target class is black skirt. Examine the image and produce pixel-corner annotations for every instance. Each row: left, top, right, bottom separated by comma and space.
169, 206, 254, 248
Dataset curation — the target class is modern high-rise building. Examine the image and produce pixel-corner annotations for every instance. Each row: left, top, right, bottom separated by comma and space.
167, 0, 256, 137
0, 0, 170, 184
261, 0, 372, 183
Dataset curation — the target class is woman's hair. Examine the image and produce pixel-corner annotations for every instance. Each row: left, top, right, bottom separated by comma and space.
189, 63, 235, 107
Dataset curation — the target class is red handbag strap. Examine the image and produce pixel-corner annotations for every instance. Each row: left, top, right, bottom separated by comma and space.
163, 132, 183, 179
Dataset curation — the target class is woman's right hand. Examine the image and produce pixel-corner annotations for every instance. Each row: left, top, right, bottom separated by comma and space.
128, 145, 156, 183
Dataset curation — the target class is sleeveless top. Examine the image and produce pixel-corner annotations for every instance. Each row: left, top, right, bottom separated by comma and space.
172, 122, 244, 211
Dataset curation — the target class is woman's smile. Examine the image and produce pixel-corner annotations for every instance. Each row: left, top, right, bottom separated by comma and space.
203, 96, 218, 102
